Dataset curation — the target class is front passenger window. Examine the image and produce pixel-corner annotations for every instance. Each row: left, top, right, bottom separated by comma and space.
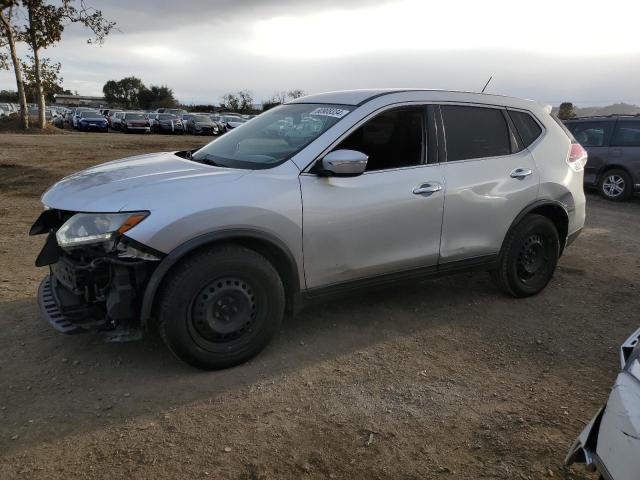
334, 107, 424, 171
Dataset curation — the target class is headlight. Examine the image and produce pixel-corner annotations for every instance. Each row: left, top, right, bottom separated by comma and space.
56, 212, 148, 250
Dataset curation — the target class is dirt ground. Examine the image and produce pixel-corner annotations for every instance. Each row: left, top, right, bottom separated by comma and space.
0, 132, 638, 479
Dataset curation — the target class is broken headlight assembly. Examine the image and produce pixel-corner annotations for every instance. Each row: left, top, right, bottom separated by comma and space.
56, 212, 149, 252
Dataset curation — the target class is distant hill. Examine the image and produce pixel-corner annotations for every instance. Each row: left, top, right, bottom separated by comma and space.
552, 102, 640, 118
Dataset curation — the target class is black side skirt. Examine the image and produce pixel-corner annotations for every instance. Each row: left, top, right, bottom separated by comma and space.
303, 254, 498, 301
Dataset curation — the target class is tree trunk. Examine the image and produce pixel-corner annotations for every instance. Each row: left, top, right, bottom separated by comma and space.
26, 4, 46, 129
0, 8, 28, 130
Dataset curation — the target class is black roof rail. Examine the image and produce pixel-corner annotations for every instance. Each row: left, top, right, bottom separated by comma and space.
567, 113, 640, 120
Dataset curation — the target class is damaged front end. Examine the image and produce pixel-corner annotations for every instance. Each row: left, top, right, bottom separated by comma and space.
565, 328, 640, 480
31, 209, 163, 342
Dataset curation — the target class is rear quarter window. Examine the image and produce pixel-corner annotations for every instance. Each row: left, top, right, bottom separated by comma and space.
508, 110, 543, 147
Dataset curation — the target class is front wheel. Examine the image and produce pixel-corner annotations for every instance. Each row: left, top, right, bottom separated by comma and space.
157, 245, 285, 370
599, 169, 632, 201
491, 214, 560, 297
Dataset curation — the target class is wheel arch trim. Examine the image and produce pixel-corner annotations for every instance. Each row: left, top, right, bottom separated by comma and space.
139, 228, 301, 327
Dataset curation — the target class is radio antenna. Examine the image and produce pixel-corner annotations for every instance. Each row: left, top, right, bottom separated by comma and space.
481, 76, 493, 93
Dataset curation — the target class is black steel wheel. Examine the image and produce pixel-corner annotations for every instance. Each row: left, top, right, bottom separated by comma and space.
158, 245, 285, 370
491, 214, 560, 297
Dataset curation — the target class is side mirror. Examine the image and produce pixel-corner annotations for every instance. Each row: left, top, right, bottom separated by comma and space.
320, 149, 368, 177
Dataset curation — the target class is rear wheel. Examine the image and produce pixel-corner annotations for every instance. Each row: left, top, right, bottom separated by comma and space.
599, 169, 632, 201
491, 214, 560, 297
157, 245, 285, 370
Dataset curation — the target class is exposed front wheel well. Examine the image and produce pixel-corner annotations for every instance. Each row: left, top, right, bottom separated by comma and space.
144, 235, 300, 327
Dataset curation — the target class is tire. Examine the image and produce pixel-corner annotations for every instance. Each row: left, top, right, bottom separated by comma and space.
157, 245, 285, 370
491, 214, 560, 297
599, 169, 632, 201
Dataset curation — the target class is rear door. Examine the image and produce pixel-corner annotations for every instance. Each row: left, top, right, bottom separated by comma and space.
565, 120, 614, 187
609, 119, 640, 187
438, 104, 540, 264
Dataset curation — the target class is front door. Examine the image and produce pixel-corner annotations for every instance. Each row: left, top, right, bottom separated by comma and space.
300, 106, 445, 290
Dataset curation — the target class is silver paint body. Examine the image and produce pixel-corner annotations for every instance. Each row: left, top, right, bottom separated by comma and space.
41, 89, 585, 292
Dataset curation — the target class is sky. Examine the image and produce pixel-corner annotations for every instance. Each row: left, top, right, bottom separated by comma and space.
1, 0, 640, 106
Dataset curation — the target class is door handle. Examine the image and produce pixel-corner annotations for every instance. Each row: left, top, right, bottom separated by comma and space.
510, 168, 533, 180
413, 182, 443, 195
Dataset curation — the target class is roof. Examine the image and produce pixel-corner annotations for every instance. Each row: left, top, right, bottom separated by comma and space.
289, 88, 539, 107
565, 114, 640, 121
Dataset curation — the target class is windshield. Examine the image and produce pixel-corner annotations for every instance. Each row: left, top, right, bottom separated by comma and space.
125, 113, 145, 120
193, 115, 211, 122
159, 114, 177, 120
192, 103, 352, 169
81, 111, 101, 118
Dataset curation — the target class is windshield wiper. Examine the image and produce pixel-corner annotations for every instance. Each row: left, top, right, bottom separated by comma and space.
193, 154, 227, 168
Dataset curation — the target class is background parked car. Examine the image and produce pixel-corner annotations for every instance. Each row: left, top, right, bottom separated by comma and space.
121, 112, 150, 133
76, 110, 109, 132
70, 107, 94, 129
0, 103, 14, 116
184, 113, 218, 135
566, 327, 640, 479
152, 113, 184, 134
109, 111, 125, 130
564, 115, 640, 201
147, 112, 159, 129
219, 114, 246, 131
164, 108, 188, 116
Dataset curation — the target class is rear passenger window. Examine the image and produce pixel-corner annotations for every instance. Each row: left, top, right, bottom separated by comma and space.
508, 110, 542, 147
611, 120, 640, 147
565, 122, 611, 147
441, 106, 511, 161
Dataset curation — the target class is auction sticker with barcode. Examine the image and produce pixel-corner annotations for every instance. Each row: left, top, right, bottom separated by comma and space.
309, 107, 350, 118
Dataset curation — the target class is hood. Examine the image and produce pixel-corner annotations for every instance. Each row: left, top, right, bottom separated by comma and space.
42, 152, 246, 212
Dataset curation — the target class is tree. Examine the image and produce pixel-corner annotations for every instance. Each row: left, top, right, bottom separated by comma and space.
237, 89, 253, 113
138, 85, 177, 109
0, 89, 19, 102
287, 89, 305, 100
262, 97, 280, 111
102, 76, 144, 108
558, 102, 577, 120
21, 0, 115, 128
0, 2, 29, 128
22, 55, 62, 103
220, 92, 240, 112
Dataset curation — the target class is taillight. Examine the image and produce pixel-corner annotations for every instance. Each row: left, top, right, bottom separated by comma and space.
567, 143, 587, 172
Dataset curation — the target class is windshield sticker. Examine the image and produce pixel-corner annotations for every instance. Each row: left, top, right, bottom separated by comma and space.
309, 107, 350, 119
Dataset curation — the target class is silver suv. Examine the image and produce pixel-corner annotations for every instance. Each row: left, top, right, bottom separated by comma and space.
31, 89, 587, 369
